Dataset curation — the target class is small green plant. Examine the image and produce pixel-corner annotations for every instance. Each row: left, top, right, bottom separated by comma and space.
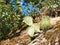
23, 16, 40, 37
41, 16, 51, 30
23, 16, 33, 26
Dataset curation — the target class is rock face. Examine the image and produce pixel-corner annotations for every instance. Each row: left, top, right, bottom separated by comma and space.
28, 21, 60, 45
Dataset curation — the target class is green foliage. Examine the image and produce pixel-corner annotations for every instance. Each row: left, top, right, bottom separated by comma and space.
23, 16, 40, 37
0, 0, 4, 2
0, 32, 4, 39
27, 23, 40, 37
0, 4, 22, 39
23, 16, 33, 26
0, 0, 60, 39
29, 0, 60, 9
41, 16, 51, 30
44, 0, 60, 8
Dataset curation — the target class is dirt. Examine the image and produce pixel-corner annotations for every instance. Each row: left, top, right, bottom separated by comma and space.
28, 21, 60, 45
0, 30, 31, 45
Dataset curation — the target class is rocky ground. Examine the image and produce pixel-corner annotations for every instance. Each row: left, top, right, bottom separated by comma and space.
0, 9, 60, 45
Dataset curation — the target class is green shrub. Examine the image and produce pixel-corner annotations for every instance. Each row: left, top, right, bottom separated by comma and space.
0, 4, 22, 39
